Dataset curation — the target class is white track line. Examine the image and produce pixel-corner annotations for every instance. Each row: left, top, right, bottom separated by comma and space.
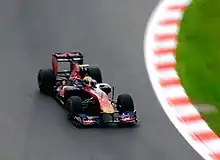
144, 0, 220, 159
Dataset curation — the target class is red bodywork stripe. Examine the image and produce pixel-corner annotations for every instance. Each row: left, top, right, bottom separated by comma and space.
56, 52, 80, 57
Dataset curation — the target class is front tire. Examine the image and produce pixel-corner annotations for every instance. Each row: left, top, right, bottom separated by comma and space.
66, 96, 83, 119
116, 94, 134, 114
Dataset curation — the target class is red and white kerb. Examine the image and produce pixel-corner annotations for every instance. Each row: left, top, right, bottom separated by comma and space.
146, 0, 220, 159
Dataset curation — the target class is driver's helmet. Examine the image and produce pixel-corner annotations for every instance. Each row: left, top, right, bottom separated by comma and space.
83, 76, 92, 86
83, 76, 97, 88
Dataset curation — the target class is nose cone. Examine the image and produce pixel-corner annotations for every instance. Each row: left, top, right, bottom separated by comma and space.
102, 106, 115, 113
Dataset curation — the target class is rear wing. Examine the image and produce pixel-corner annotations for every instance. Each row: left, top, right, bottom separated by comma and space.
52, 52, 83, 64
52, 52, 84, 75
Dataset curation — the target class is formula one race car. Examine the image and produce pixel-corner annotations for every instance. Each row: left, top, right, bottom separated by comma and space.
37, 52, 139, 127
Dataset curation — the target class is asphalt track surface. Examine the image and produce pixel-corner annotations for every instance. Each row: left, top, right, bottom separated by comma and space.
0, 0, 203, 160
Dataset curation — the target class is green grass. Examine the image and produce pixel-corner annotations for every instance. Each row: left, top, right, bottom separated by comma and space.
176, 0, 220, 134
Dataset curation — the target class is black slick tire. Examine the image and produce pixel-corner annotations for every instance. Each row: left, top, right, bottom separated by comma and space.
66, 96, 83, 119
37, 69, 55, 96
87, 67, 102, 83
117, 94, 134, 114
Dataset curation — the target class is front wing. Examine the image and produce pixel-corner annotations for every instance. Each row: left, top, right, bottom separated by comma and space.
72, 111, 139, 127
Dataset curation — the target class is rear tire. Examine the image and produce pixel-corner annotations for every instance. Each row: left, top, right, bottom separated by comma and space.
87, 67, 102, 83
37, 69, 56, 95
117, 94, 134, 114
